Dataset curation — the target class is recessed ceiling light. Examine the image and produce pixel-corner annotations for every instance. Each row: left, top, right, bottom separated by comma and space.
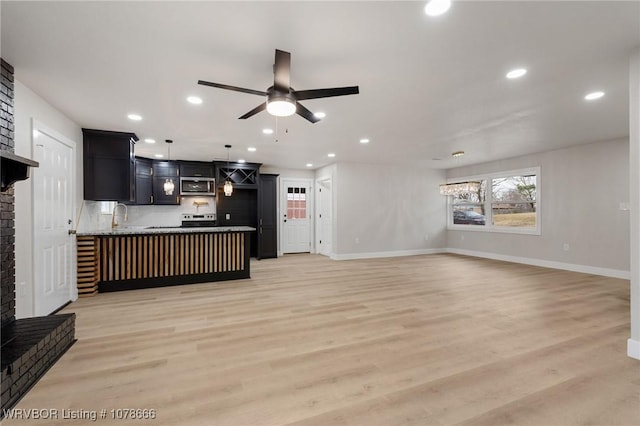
247, 147, 257, 152
127, 113, 142, 121
424, 0, 451, 17
144, 138, 156, 144
187, 96, 203, 105
360, 138, 370, 144
154, 154, 164, 158
506, 68, 527, 79
306, 163, 313, 168
262, 128, 274, 135
584, 91, 605, 101
327, 153, 336, 158
238, 159, 246, 164
452, 151, 464, 157
314, 112, 326, 119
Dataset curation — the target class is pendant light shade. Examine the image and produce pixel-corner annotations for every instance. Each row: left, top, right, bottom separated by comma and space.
224, 144, 233, 197
164, 139, 175, 196
223, 179, 233, 197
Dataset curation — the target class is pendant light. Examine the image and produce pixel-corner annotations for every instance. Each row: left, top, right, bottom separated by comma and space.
163, 139, 175, 195
224, 144, 233, 197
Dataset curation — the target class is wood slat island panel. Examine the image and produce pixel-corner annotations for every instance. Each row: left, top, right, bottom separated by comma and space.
76, 228, 252, 294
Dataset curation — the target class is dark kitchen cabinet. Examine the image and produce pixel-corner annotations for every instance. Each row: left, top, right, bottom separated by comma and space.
216, 187, 258, 257
257, 174, 278, 259
215, 161, 261, 189
179, 161, 214, 178
82, 129, 137, 201
132, 157, 153, 205
152, 160, 180, 205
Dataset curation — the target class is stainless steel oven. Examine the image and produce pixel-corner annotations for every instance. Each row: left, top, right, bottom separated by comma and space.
180, 177, 215, 196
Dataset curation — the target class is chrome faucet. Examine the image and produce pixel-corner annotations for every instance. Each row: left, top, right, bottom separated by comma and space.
111, 203, 128, 228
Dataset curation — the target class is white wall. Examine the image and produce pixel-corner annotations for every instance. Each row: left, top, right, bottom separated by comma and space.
629, 47, 640, 359
333, 162, 447, 259
13, 80, 83, 318
447, 138, 630, 277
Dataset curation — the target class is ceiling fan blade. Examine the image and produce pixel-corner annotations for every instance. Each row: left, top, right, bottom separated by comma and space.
198, 80, 267, 97
239, 102, 267, 119
294, 86, 360, 101
273, 49, 291, 93
296, 102, 321, 123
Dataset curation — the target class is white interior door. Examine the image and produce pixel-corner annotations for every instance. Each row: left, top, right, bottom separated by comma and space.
317, 179, 332, 256
282, 179, 312, 254
32, 123, 75, 316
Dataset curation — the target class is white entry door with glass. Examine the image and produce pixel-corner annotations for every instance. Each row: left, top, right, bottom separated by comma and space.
281, 180, 312, 254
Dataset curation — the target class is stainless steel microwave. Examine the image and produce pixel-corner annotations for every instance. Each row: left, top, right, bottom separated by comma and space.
180, 177, 216, 196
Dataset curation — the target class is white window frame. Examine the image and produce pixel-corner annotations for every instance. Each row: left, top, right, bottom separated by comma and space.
447, 166, 541, 235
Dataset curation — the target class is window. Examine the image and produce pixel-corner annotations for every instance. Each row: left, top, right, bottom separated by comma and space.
491, 175, 536, 228
452, 180, 486, 226
287, 187, 307, 219
447, 167, 540, 234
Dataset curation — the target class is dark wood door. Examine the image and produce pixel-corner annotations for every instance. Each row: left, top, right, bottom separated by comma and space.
151, 160, 180, 205
179, 161, 214, 178
216, 187, 258, 257
127, 157, 153, 205
258, 174, 278, 259
152, 177, 180, 205
82, 128, 137, 201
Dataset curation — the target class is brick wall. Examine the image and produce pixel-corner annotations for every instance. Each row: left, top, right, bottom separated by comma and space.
1, 58, 16, 328
0, 58, 76, 415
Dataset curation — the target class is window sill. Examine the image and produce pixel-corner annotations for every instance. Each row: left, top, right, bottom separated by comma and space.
448, 224, 541, 235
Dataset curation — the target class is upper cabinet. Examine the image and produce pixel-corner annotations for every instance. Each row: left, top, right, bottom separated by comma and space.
152, 160, 179, 177
215, 161, 261, 189
152, 160, 180, 205
82, 129, 137, 201
130, 157, 153, 205
179, 161, 214, 178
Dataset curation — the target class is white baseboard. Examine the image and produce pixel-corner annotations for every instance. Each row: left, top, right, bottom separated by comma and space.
628, 338, 640, 360
446, 248, 630, 280
332, 248, 446, 261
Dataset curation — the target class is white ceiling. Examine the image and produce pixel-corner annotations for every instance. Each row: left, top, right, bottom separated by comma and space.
2, 1, 639, 170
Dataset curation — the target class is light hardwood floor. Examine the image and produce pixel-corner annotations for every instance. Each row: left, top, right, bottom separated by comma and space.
5, 254, 640, 425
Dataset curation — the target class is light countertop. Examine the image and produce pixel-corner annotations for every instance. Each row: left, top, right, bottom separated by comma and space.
77, 226, 256, 236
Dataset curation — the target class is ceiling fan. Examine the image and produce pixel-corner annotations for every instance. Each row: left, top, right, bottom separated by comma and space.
198, 49, 359, 123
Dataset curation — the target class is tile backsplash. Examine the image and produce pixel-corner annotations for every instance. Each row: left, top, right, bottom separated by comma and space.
78, 196, 216, 232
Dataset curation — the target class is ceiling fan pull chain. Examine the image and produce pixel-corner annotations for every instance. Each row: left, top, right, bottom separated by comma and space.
275, 116, 279, 143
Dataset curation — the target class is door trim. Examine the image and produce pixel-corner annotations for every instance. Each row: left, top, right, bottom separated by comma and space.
280, 178, 314, 254
315, 177, 333, 257
32, 118, 78, 313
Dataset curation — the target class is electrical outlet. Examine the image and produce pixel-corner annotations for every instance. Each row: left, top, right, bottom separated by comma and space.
20, 282, 26, 297
563, 243, 570, 251
225, 213, 230, 220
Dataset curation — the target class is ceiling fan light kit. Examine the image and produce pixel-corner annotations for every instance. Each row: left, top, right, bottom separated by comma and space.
198, 49, 359, 123
266, 94, 297, 117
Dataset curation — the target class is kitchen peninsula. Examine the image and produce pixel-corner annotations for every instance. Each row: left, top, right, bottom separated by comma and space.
76, 226, 254, 295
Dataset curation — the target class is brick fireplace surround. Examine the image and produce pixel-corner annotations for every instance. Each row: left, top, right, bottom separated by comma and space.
0, 58, 76, 415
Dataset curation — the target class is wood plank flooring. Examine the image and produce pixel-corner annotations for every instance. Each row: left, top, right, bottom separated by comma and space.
4, 253, 639, 425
